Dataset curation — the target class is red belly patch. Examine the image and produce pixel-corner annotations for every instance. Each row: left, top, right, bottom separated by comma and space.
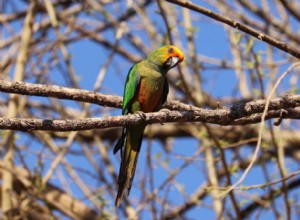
136, 80, 163, 113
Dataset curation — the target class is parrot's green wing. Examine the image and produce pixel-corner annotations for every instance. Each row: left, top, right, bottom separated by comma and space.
154, 77, 169, 111
113, 64, 141, 154
161, 78, 169, 105
122, 64, 141, 115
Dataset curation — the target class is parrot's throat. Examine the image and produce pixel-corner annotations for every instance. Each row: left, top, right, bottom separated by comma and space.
148, 57, 180, 72
147, 60, 168, 74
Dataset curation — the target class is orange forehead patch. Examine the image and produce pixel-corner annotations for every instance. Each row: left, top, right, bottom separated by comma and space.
167, 46, 184, 62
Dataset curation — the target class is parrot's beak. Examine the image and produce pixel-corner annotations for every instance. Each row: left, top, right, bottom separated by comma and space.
165, 56, 181, 69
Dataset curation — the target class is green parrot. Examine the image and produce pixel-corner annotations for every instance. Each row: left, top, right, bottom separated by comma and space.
114, 45, 184, 207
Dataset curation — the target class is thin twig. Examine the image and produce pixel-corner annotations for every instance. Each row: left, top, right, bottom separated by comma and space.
219, 62, 300, 198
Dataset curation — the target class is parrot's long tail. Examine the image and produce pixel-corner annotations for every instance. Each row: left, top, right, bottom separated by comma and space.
115, 125, 145, 207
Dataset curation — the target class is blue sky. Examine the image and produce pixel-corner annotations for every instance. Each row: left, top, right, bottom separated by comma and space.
4, 0, 300, 219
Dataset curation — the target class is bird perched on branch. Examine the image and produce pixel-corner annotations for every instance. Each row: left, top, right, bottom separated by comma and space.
113, 45, 184, 207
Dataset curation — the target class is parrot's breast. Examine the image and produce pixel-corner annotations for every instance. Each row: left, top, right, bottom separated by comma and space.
136, 77, 165, 113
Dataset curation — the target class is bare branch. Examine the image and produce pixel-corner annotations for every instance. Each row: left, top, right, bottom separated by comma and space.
166, 0, 300, 59
0, 107, 299, 132
0, 162, 99, 220
1, 79, 300, 113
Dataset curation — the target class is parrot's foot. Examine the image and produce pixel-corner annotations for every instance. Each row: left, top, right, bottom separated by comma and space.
159, 108, 171, 125
135, 111, 146, 122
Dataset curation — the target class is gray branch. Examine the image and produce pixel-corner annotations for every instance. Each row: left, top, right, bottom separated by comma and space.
1, 79, 300, 131
0, 108, 299, 131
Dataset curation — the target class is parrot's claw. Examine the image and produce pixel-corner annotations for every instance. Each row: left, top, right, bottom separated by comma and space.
135, 111, 146, 122
159, 108, 171, 125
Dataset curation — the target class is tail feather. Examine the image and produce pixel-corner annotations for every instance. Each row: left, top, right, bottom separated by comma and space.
113, 128, 127, 155
115, 126, 145, 207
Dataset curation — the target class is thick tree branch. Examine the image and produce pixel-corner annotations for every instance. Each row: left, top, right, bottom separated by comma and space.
0, 79, 203, 111
1, 79, 300, 112
0, 107, 299, 131
1, 79, 300, 131
0, 79, 123, 109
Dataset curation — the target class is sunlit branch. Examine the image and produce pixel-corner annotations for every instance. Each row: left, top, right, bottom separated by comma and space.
166, 0, 300, 59
0, 107, 299, 132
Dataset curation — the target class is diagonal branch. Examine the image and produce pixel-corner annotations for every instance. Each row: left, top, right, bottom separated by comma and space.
166, 0, 300, 59
0, 162, 99, 220
240, 178, 300, 218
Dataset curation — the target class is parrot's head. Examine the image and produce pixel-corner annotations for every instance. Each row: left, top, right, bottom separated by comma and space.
147, 45, 184, 71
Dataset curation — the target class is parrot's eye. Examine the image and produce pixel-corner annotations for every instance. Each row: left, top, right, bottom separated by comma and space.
168, 48, 174, 54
